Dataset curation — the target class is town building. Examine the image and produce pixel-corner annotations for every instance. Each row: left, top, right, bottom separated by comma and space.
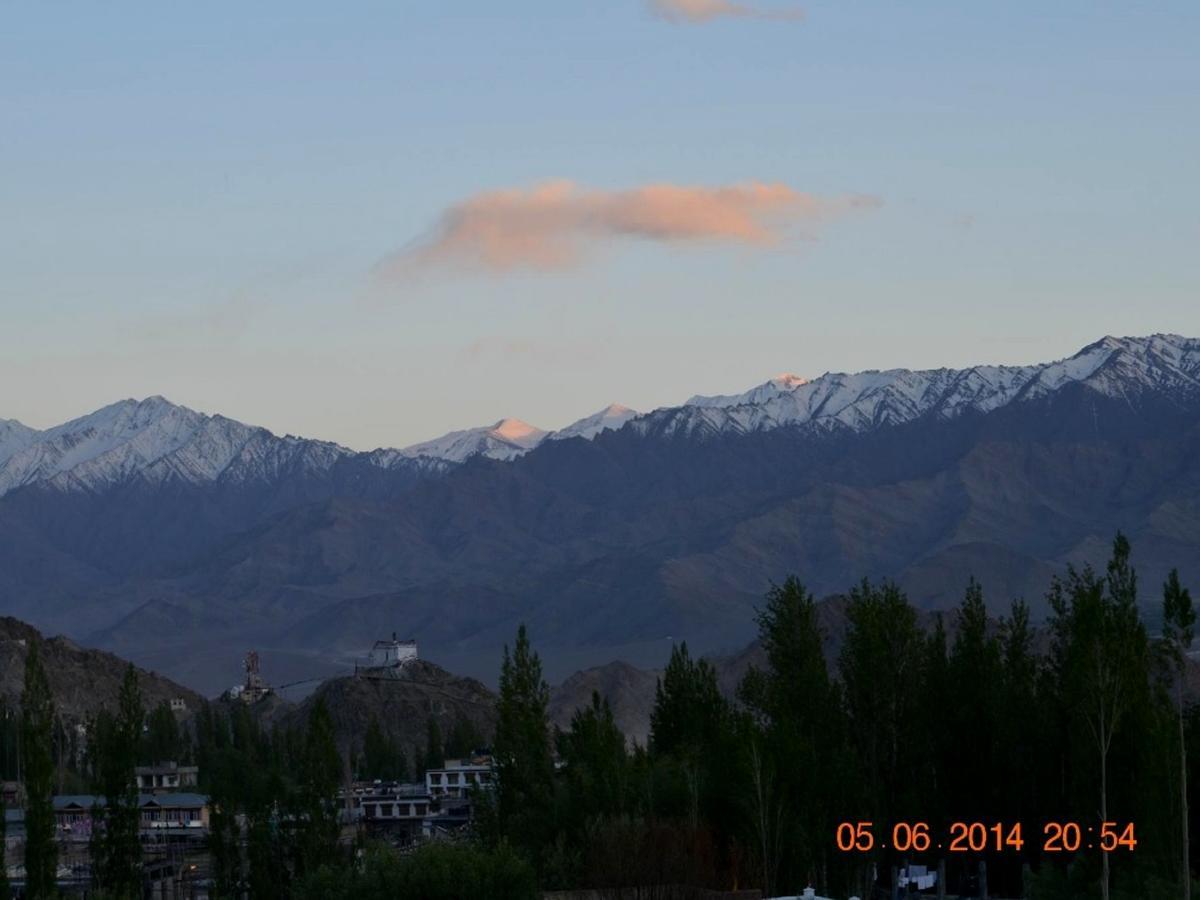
51, 793, 209, 840
135, 762, 199, 794
424, 755, 493, 800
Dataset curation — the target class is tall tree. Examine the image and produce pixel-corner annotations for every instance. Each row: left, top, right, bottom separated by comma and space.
445, 715, 485, 760
739, 577, 844, 893
997, 599, 1040, 831
361, 715, 407, 782
20, 641, 58, 898
650, 641, 727, 760
143, 700, 183, 765
1048, 533, 1149, 900
492, 624, 555, 866
948, 578, 1002, 820
1163, 568, 1196, 900
295, 698, 342, 876
556, 691, 628, 823
839, 579, 925, 833
92, 664, 144, 896
423, 714, 444, 776
0, 759, 9, 900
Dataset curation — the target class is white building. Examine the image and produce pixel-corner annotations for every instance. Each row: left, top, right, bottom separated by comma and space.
356, 634, 419, 677
425, 757, 493, 799
368, 636, 418, 667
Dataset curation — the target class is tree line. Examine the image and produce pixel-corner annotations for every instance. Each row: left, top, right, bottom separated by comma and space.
4, 531, 1197, 898
477, 533, 1198, 900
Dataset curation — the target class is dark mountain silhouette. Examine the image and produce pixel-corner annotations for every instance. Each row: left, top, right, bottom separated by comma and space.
1, 335, 1198, 693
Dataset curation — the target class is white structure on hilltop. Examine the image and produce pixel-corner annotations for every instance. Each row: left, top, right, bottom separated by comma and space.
355, 634, 419, 679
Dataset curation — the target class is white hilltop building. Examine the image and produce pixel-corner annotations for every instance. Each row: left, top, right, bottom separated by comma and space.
355, 634, 419, 678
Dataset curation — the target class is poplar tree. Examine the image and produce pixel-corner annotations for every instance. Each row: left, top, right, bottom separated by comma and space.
556, 691, 628, 822
92, 664, 144, 896
21, 641, 58, 898
143, 701, 183, 765
1048, 534, 1149, 900
362, 715, 407, 782
839, 579, 924, 831
423, 715, 444, 775
296, 698, 341, 876
0, 767, 9, 900
948, 578, 1001, 820
493, 624, 554, 866
739, 577, 842, 893
1163, 569, 1196, 899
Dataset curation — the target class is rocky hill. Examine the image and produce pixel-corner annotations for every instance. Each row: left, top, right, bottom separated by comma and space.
549, 660, 661, 747
280, 660, 497, 759
0, 616, 204, 723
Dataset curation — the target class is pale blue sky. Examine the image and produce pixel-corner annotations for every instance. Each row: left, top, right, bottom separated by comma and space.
3, 1, 1197, 449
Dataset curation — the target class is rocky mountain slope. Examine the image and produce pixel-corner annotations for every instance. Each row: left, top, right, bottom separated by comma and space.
0, 616, 204, 724
549, 660, 662, 747
2, 334, 1199, 693
289, 661, 498, 758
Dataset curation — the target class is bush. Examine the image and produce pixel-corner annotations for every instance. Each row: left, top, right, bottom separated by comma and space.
295, 840, 537, 900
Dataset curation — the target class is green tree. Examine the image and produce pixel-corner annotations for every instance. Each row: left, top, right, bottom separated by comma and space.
491, 624, 555, 867
143, 700, 183, 765
295, 841, 536, 900
21, 641, 58, 899
295, 698, 342, 877
556, 691, 628, 821
1047, 534, 1150, 900
445, 715, 485, 759
997, 599, 1041, 835
1163, 568, 1196, 899
838, 579, 925, 837
739, 577, 846, 894
423, 714, 444, 775
948, 578, 1002, 820
649, 642, 727, 760
0, 763, 9, 900
91, 664, 144, 896
361, 715, 407, 782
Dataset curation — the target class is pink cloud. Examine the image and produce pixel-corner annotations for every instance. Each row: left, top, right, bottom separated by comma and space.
648, 0, 805, 24
381, 180, 879, 276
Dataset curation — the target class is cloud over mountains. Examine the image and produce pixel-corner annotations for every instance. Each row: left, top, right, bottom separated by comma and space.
648, 0, 804, 24
382, 180, 878, 275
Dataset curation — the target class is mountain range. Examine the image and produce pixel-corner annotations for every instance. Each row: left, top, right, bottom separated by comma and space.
2, 333, 1199, 694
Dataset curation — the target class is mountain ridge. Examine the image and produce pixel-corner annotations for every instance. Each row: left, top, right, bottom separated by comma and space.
5, 334, 1195, 498
3, 333, 1200, 694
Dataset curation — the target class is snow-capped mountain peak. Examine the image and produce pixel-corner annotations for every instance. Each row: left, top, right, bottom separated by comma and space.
491, 418, 548, 448
548, 403, 640, 442
771, 373, 808, 390
647, 333, 1200, 441
686, 372, 811, 409
0, 418, 39, 469
4, 334, 1198, 496
402, 418, 549, 464
0, 396, 357, 499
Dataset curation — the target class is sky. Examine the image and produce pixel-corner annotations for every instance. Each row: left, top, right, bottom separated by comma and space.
2, 1, 1198, 450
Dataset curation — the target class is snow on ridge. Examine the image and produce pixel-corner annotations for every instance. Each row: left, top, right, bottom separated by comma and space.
403, 404, 641, 461
402, 418, 549, 464
548, 403, 640, 442
0, 397, 359, 498
0, 418, 39, 469
650, 333, 1200, 440
3, 334, 1196, 492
